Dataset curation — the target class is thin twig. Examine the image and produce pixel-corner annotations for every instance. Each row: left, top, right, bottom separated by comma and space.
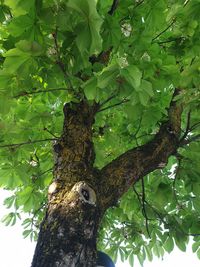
52, 29, 73, 87
190, 122, 200, 131
152, 18, 176, 42
133, 184, 151, 238
157, 37, 182, 45
141, 177, 151, 238
179, 110, 191, 143
98, 99, 129, 112
0, 138, 57, 149
99, 94, 117, 108
14, 88, 68, 98
43, 127, 59, 138
120, 0, 145, 23
153, 0, 189, 43
132, 115, 143, 146
37, 168, 53, 178
108, 0, 119, 15
172, 155, 182, 204
183, 0, 191, 7
134, 0, 145, 9
53, 28, 63, 71
144, 200, 167, 226
133, 185, 142, 205
8, 8, 13, 18
181, 134, 200, 146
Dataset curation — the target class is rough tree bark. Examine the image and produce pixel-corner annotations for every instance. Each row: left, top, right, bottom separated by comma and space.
31, 90, 182, 267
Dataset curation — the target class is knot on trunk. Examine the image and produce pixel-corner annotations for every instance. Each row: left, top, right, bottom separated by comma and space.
71, 181, 97, 206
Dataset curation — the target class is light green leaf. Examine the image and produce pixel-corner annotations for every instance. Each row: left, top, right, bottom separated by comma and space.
192, 242, 200, 253
164, 237, 174, 253
0, 71, 11, 89
97, 64, 119, 89
83, 76, 98, 100
23, 229, 32, 238
174, 232, 187, 252
129, 252, 134, 267
16, 40, 43, 56
1, 212, 17, 226
139, 92, 150, 106
67, 0, 102, 55
5, 0, 35, 15
140, 80, 154, 97
121, 65, 142, 90
145, 246, 153, 261
3, 48, 37, 74
7, 14, 34, 37
3, 195, 16, 209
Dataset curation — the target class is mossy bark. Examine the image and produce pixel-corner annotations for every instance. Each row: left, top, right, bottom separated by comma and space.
31, 91, 182, 267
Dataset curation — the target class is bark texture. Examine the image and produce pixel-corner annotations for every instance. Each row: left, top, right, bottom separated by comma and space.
31, 101, 102, 267
31, 90, 182, 267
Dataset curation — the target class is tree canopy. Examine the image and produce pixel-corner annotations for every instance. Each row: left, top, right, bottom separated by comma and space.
0, 0, 200, 265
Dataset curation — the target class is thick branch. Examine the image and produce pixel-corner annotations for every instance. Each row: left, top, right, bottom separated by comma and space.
52, 101, 97, 187
99, 89, 183, 209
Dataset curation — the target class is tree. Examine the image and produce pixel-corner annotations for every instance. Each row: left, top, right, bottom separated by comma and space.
0, 0, 200, 266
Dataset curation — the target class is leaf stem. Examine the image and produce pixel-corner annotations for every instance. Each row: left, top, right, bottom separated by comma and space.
98, 99, 129, 112
0, 138, 57, 149
108, 0, 119, 15
152, 18, 176, 42
13, 88, 69, 98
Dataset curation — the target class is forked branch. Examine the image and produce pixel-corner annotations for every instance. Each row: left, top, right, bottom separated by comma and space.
99, 89, 183, 209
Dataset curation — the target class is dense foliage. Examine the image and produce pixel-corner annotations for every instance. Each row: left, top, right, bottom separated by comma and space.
0, 0, 200, 265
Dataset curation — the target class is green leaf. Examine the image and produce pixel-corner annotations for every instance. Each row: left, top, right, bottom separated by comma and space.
192, 242, 200, 253
16, 40, 43, 56
83, 76, 98, 100
23, 229, 32, 238
102, 15, 121, 49
129, 252, 134, 267
139, 80, 154, 97
97, 64, 119, 89
138, 92, 150, 106
16, 187, 41, 212
1, 212, 17, 226
67, 0, 102, 55
121, 65, 142, 90
137, 252, 145, 266
197, 248, 200, 260
5, 0, 35, 15
3, 195, 16, 209
3, 47, 37, 74
7, 14, 34, 37
153, 243, 161, 258
174, 232, 187, 252
164, 236, 174, 253
145, 246, 153, 261
154, 183, 173, 208
0, 72, 11, 89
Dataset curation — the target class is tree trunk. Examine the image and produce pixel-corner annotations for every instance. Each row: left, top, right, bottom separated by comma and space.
31, 101, 103, 267
31, 180, 102, 267
31, 90, 182, 266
